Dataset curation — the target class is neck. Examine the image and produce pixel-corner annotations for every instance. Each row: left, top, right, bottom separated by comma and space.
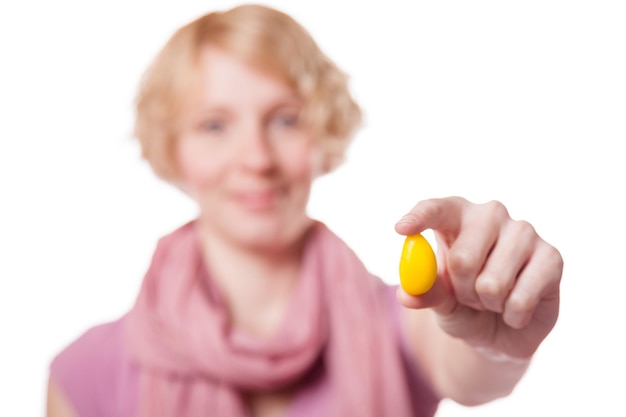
196, 222, 310, 339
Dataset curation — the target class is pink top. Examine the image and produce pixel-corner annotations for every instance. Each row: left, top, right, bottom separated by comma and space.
50, 285, 440, 417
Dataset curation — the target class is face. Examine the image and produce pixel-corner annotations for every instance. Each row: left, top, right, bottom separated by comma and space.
175, 46, 323, 252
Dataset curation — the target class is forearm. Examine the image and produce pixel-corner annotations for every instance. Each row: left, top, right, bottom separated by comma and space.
405, 309, 531, 406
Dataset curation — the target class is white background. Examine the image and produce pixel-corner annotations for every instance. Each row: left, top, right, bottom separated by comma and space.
1, 0, 625, 415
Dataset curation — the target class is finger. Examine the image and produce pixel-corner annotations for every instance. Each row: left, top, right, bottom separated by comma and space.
475, 220, 538, 313
396, 276, 456, 312
445, 207, 502, 311
502, 241, 563, 329
401, 269, 495, 342
394, 197, 465, 236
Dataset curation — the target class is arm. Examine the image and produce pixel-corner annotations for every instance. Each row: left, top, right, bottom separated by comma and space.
401, 308, 531, 405
396, 197, 562, 405
46, 378, 78, 417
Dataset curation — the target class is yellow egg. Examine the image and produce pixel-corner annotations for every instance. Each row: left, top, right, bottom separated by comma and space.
399, 233, 438, 295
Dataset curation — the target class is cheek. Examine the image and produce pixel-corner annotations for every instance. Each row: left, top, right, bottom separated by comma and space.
309, 146, 327, 179
175, 139, 223, 193
280, 142, 324, 182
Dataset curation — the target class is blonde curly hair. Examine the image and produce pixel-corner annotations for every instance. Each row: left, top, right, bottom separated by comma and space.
134, 4, 362, 182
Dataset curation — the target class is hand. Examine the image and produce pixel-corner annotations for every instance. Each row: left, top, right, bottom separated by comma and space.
395, 197, 563, 359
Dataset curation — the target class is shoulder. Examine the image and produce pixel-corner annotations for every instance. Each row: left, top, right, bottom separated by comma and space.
52, 318, 123, 364
49, 317, 138, 417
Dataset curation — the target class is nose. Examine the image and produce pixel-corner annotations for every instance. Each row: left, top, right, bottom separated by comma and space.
239, 122, 275, 173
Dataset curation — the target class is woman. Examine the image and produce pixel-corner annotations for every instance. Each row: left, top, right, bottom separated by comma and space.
47, 4, 563, 417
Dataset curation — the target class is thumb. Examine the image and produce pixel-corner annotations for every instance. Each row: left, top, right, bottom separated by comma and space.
398, 279, 488, 343
396, 276, 457, 313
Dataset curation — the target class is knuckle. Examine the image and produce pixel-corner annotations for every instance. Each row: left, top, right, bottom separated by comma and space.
482, 200, 509, 221
548, 245, 565, 271
447, 249, 479, 277
506, 291, 536, 316
512, 219, 537, 239
539, 242, 565, 276
451, 195, 469, 206
475, 275, 508, 299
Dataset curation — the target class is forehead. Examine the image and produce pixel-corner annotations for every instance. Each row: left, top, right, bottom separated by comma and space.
194, 46, 300, 107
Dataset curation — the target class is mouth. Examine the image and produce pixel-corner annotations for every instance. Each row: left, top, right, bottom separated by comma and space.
233, 188, 285, 211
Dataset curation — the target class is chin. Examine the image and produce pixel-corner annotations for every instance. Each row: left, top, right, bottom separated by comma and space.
229, 214, 312, 252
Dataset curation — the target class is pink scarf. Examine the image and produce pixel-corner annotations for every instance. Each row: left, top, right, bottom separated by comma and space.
125, 220, 414, 416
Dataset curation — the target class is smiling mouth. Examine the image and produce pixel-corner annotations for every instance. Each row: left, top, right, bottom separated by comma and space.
234, 189, 284, 211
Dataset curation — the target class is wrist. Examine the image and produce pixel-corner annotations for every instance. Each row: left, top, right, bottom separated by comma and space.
471, 346, 532, 366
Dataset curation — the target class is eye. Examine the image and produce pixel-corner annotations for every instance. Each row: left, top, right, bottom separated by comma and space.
199, 119, 226, 134
271, 112, 299, 129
